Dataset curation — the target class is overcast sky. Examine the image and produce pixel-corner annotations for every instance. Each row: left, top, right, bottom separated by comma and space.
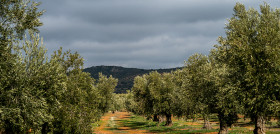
38, 0, 280, 69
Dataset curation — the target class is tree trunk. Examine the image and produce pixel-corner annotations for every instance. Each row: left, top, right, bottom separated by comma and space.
203, 115, 212, 130
153, 114, 159, 122
219, 123, 228, 134
41, 122, 49, 134
156, 115, 164, 126
159, 115, 165, 123
254, 115, 265, 134
218, 113, 228, 134
165, 114, 172, 126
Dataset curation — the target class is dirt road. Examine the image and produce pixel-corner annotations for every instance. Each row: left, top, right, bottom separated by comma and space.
94, 111, 150, 134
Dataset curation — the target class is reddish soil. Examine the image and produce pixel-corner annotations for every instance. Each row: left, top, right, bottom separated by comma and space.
94, 111, 151, 134
185, 122, 202, 126
94, 112, 115, 134
95, 112, 265, 134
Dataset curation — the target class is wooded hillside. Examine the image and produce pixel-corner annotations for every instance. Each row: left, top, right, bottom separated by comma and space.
84, 66, 180, 93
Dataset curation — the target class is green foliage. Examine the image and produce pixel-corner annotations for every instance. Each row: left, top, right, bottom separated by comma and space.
170, 69, 192, 117
49, 48, 97, 133
183, 54, 213, 115
0, 33, 118, 133
0, 0, 44, 132
212, 3, 280, 133
1, 31, 116, 133
172, 53, 240, 131
0, 33, 55, 133
84, 66, 179, 93
149, 72, 174, 117
0, 1, 118, 133
0, 0, 43, 85
214, 2, 280, 133
131, 71, 176, 125
96, 73, 118, 114
110, 93, 126, 112
216, 2, 280, 116
147, 72, 166, 116
127, 3, 280, 133
0, 0, 43, 39
124, 90, 137, 113
131, 75, 152, 115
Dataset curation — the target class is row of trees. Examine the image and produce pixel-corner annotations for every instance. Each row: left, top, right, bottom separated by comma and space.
131, 71, 174, 126
127, 3, 280, 134
0, 0, 118, 133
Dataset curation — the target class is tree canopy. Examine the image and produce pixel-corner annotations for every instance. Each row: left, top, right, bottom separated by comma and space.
214, 3, 280, 134
0, 1, 118, 133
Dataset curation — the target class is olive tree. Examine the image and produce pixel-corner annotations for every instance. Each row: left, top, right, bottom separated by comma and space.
215, 3, 280, 134
170, 69, 192, 119
177, 53, 240, 133
153, 72, 175, 126
183, 54, 215, 129
96, 73, 118, 114
50, 48, 100, 133
0, 1, 118, 133
131, 75, 155, 119
208, 51, 241, 134
131, 72, 176, 126
110, 93, 126, 113
124, 90, 138, 113
0, 1, 43, 132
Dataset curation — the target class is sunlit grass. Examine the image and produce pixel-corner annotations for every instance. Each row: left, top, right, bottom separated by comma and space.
92, 120, 103, 130
94, 112, 280, 133
116, 113, 279, 134
117, 114, 218, 133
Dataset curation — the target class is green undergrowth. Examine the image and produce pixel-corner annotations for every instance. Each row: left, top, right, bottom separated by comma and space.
117, 114, 279, 134
117, 114, 219, 133
92, 119, 103, 130
95, 113, 280, 133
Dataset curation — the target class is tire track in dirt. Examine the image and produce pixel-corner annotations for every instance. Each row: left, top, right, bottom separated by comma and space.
115, 112, 150, 133
94, 112, 222, 134
94, 112, 115, 134
94, 111, 151, 134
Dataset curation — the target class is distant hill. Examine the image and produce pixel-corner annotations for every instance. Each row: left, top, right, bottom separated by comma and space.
83, 66, 181, 93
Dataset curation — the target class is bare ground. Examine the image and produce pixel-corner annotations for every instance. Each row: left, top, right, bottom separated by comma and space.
94, 111, 151, 134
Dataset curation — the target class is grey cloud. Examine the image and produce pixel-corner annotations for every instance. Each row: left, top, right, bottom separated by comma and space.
41, 16, 225, 43
71, 35, 214, 68
43, 0, 234, 24
39, 0, 280, 69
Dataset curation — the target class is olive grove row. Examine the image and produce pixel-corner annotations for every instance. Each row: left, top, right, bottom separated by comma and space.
125, 3, 280, 134
0, 1, 118, 133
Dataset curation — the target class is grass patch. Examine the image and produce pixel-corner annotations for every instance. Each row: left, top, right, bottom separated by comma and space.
106, 116, 117, 129
96, 112, 280, 133
118, 114, 218, 133
119, 115, 158, 129
92, 120, 103, 130
167, 129, 218, 134
120, 114, 279, 133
